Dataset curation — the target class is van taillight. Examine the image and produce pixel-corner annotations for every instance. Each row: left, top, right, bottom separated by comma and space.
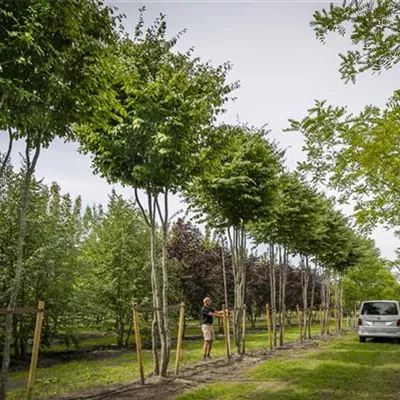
358, 319, 362, 326
397, 320, 400, 327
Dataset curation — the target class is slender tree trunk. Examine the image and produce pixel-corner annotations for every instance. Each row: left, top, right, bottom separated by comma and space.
320, 267, 326, 335
300, 255, 309, 339
221, 236, 231, 354
337, 273, 344, 332
0, 136, 40, 399
125, 313, 133, 348
158, 190, 170, 376
269, 244, 277, 347
228, 224, 246, 354
148, 192, 166, 376
135, 188, 160, 375
279, 248, 288, 346
308, 256, 317, 339
324, 269, 331, 335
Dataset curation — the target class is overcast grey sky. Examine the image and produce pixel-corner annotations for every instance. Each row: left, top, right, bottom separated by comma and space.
1, 1, 398, 259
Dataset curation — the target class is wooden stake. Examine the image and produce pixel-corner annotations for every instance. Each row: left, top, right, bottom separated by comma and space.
241, 305, 246, 355
226, 307, 231, 357
133, 304, 145, 385
26, 301, 45, 400
266, 304, 272, 350
222, 304, 230, 359
296, 305, 302, 342
334, 305, 338, 332
174, 302, 185, 375
319, 305, 323, 335
354, 303, 357, 328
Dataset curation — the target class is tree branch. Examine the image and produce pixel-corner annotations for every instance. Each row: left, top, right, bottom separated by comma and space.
0, 125, 14, 178
155, 195, 165, 228
134, 187, 150, 227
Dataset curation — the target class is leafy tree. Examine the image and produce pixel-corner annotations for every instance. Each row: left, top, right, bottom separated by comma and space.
77, 12, 235, 376
187, 124, 283, 353
0, 1, 123, 395
343, 238, 400, 308
288, 0, 400, 229
79, 191, 151, 347
0, 170, 83, 357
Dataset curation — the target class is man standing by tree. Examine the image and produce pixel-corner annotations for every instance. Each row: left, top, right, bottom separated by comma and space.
201, 297, 224, 360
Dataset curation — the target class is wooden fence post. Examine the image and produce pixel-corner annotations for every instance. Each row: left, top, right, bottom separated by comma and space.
133, 304, 145, 385
266, 304, 272, 351
296, 305, 302, 342
174, 302, 185, 375
26, 301, 45, 400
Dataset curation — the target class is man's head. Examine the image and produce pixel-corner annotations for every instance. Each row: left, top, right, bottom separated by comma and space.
203, 297, 212, 307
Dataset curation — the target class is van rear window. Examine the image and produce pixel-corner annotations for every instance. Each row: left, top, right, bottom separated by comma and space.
361, 302, 399, 316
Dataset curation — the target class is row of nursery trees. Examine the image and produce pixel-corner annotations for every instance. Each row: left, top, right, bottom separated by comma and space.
1, 162, 397, 360
2, 0, 400, 395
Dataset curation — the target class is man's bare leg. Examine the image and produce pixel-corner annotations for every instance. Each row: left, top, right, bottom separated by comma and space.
208, 340, 213, 357
203, 340, 210, 358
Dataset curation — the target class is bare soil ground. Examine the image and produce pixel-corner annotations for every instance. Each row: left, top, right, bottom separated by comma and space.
59, 335, 339, 400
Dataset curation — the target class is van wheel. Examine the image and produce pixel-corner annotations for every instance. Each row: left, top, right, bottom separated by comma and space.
359, 337, 366, 343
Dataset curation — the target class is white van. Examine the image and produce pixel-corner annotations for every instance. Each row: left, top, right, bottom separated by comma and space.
358, 300, 400, 343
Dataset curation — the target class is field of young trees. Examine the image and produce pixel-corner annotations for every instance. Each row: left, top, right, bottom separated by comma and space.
1, 0, 400, 399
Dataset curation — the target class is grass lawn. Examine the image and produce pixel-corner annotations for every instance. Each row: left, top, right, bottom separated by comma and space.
177, 333, 400, 400
7, 319, 346, 400
7, 322, 320, 400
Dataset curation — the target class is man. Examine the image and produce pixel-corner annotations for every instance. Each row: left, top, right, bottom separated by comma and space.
200, 297, 224, 360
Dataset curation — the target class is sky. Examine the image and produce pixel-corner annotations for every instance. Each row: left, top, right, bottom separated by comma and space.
1, 0, 398, 259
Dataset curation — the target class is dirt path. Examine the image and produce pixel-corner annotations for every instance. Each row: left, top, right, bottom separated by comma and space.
60, 335, 340, 400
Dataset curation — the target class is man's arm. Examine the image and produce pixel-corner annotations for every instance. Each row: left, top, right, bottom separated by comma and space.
208, 310, 225, 318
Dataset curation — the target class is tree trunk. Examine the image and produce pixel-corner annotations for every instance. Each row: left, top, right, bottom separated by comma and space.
158, 190, 171, 376
279, 248, 288, 346
269, 244, 277, 347
221, 236, 231, 355
0, 137, 41, 399
149, 192, 167, 376
338, 273, 344, 332
124, 313, 133, 348
300, 255, 309, 340
323, 269, 331, 335
320, 267, 326, 335
308, 257, 317, 339
228, 224, 246, 355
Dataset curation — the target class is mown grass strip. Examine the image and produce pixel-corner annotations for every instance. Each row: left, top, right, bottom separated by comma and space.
177, 333, 400, 400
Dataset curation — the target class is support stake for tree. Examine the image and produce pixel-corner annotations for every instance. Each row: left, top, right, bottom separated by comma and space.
241, 305, 246, 355
174, 302, 185, 375
266, 304, 272, 351
296, 305, 302, 342
133, 304, 145, 385
334, 305, 338, 332
222, 304, 230, 359
353, 303, 357, 328
319, 305, 323, 335
26, 301, 45, 400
